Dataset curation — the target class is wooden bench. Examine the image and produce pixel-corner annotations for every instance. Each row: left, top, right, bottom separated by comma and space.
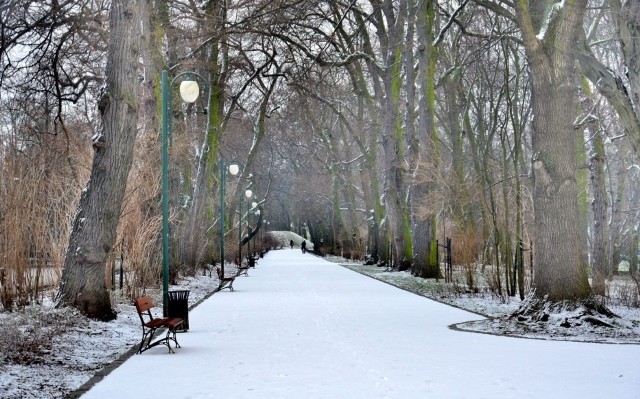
216, 266, 235, 291
134, 296, 183, 354
236, 259, 250, 277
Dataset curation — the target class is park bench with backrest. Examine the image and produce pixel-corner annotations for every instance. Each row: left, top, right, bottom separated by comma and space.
236, 258, 250, 277
134, 295, 183, 354
216, 266, 235, 291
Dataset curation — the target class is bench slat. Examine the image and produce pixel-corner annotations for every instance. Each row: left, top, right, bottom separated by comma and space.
134, 295, 154, 313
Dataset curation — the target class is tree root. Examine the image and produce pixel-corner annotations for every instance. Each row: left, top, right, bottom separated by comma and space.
510, 293, 619, 329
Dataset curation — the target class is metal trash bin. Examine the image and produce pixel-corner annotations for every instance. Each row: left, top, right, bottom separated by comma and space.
167, 290, 190, 331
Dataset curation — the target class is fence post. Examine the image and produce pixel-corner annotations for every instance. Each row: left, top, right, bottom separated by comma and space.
446, 237, 452, 283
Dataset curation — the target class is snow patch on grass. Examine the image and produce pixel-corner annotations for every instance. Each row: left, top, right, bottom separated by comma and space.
337, 260, 640, 344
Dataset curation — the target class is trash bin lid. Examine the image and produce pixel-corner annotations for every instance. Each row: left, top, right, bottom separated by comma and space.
167, 290, 190, 300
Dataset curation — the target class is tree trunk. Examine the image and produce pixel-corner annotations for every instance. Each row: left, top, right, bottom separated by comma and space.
375, 0, 413, 270
444, 69, 471, 227
616, 0, 640, 153
515, 1, 591, 301
412, 0, 439, 277
590, 126, 609, 294
56, 0, 141, 320
580, 80, 610, 295
630, 231, 639, 275
181, 0, 229, 266
609, 159, 626, 274
503, 40, 527, 300
499, 128, 514, 296
464, 95, 492, 267
347, 8, 386, 264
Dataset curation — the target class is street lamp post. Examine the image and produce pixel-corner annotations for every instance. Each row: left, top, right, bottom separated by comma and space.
239, 188, 252, 266
250, 201, 258, 255
220, 161, 241, 278
161, 70, 208, 316
254, 208, 260, 253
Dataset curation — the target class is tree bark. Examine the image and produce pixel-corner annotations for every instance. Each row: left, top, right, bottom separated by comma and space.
412, 0, 439, 278
503, 39, 528, 299
630, 231, 639, 275
514, 0, 591, 300
576, 37, 640, 157
590, 125, 609, 295
617, 0, 640, 154
373, 0, 413, 269
577, 78, 610, 295
181, 0, 229, 266
56, 0, 141, 320
609, 158, 626, 274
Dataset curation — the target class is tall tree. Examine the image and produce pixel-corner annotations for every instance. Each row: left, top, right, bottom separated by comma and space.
412, 0, 440, 278
371, 0, 414, 269
513, 0, 591, 300
56, 0, 142, 319
615, 0, 640, 153
180, 0, 229, 266
0, 0, 107, 132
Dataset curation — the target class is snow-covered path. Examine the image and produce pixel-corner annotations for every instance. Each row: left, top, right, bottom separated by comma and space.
82, 249, 639, 398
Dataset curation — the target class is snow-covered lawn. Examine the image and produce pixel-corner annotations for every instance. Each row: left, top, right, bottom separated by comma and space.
337, 260, 640, 344
0, 270, 225, 399
1, 245, 639, 398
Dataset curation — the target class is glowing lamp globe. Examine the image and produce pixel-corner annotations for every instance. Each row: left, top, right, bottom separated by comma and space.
179, 80, 200, 103
228, 163, 240, 176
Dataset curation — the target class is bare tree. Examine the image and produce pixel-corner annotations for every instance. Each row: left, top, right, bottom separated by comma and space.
410, 0, 440, 278
513, 1, 591, 300
56, 0, 142, 319
614, 0, 640, 153
0, 0, 107, 131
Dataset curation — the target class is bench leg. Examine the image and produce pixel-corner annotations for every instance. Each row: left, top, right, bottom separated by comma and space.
236, 268, 249, 277
166, 326, 182, 351
137, 326, 159, 354
138, 327, 181, 354
217, 279, 235, 292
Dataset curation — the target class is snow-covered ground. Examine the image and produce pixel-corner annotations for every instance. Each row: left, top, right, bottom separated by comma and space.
1, 242, 639, 398
0, 270, 225, 399
78, 249, 640, 398
338, 260, 640, 344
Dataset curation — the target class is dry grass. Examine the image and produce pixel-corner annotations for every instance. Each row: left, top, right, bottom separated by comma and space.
0, 129, 89, 311
0, 105, 193, 309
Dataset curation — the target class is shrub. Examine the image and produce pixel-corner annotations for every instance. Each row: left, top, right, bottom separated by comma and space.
0, 305, 84, 365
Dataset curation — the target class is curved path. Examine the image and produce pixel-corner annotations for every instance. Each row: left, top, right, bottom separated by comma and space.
83, 249, 639, 398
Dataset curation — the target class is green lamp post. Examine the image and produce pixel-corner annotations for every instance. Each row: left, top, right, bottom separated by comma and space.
161, 70, 208, 315
219, 160, 242, 279
239, 187, 253, 266
249, 201, 258, 255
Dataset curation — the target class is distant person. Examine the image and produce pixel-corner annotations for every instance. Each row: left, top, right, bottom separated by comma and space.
290, 239, 294, 249
301, 240, 307, 254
